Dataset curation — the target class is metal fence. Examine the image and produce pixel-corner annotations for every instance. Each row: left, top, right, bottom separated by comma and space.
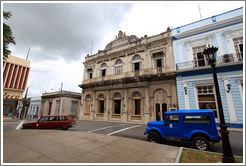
176, 53, 243, 70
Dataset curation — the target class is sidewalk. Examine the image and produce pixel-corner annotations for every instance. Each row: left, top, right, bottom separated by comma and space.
3, 130, 180, 163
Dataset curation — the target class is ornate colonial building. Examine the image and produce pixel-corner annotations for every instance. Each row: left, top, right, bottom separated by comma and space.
79, 28, 178, 123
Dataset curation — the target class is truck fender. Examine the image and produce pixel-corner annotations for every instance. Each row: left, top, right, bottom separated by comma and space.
189, 130, 211, 141
146, 127, 165, 139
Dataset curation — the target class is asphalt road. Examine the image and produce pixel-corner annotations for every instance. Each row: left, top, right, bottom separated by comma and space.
3, 119, 243, 157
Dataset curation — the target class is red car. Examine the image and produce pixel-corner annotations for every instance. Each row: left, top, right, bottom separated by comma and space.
22, 115, 76, 130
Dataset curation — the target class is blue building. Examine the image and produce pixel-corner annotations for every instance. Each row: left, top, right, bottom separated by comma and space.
27, 97, 41, 119
172, 7, 243, 128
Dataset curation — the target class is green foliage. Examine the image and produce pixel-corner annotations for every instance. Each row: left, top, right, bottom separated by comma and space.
3, 11, 16, 60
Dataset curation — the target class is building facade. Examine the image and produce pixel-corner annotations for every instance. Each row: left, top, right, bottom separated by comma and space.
26, 97, 41, 119
3, 55, 30, 118
79, 29, 178, 123
40, 91, 81, 118
172, 7, 243, 128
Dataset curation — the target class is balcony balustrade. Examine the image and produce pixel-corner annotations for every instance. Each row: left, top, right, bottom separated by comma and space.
176, 53, 243, 71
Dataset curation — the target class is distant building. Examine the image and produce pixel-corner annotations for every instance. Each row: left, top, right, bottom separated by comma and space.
40, 91, 81, 119
172, 7, 243, 128
3, 55, 30, 118
27, 97, 41, 119
79, 29, 178, 123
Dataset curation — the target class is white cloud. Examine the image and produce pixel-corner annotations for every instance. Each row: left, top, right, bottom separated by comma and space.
3, 1, 244, 98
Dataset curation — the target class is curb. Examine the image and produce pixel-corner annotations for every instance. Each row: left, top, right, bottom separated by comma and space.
175, 147, 183, 163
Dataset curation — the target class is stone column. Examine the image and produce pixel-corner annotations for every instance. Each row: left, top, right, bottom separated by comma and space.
91, 90, 96, 120
79, 93, 84, 119
105, 90, 110, 120
144, 86, 150, 123
122, 89, 128, 121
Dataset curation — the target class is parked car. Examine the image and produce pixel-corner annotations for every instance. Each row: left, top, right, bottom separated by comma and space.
22, 115, 76, 130
144, 110, 221, 151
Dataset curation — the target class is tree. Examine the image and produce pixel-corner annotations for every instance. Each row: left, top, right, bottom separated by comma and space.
3, 11, 16, 60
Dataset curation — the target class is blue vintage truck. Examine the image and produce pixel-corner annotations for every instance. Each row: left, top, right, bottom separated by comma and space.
144, 110, 221, 150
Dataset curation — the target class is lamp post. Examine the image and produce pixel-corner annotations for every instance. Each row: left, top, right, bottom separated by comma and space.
203, 45, 235, 163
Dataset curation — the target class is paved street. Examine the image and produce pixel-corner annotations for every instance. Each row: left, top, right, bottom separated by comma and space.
3, 119, 243, 157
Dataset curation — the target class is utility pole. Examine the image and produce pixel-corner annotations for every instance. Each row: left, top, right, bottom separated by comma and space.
91, 40, 93, 55
58, 82, 63, 115
21, 87, 29, 119
26, 47, 31, 61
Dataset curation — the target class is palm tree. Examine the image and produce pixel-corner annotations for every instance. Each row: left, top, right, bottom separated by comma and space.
3, 11, 16, 60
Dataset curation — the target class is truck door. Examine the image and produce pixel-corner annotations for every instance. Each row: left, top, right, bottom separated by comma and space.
164, 114, 181, 138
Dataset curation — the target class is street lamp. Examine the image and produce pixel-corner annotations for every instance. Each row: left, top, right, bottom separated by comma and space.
203, 45, 235, 163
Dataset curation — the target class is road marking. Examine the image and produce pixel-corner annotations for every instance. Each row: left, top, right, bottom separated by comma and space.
106, 125, 141, 136
87, 124, 125, 133
16, 121, 25, 130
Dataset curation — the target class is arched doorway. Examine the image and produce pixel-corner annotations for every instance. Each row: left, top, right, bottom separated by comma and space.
154, 89, 168, 121
84, 94, 92, 116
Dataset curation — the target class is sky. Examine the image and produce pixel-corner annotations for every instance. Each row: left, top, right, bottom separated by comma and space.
2, 1, 244, 98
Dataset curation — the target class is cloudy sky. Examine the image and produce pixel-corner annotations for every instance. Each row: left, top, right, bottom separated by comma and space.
2, 1, 244, 98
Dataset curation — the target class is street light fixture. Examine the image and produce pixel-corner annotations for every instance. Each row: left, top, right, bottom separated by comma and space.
203, 45, 235, 163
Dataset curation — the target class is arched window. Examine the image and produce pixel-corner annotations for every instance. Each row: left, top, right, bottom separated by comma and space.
86, 94, 91, 100
132, 92, 141, 98
115, 59, 123, 75
132, 55, 141, 71
100, 63, 107, 77
114, 92, 121, 99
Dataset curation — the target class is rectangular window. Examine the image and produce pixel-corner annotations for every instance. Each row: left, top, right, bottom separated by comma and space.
165, 115, 179, 123
197, 52, 206, 66
134, 62, 140, 71
197, 86, 218, 118
87, 68, 93, 79
114, 100, 121, 114
58, 116, 67, 121
99, 100, 104, 113
193, 45, 207, 67
101, 69, 106, 77
233, 37, 243, 60
135, 99, 141, 115
40, 116, 49, 122
156, 59, 163, 68
183, 116, 211, 124
71, 101, 78, 117
115, 66, 122, 75
153, 52, 164, 68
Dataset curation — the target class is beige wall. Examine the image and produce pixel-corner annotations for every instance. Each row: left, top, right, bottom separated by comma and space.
41, 92, 81, 118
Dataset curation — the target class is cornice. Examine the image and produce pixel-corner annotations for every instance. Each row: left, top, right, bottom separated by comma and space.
173, 15, 243, 39
79, 72, 177, 89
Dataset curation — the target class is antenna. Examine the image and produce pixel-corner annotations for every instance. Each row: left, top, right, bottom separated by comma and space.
26, 47, 31, 60
198, 3, 202, 20
91, 40, 93, 55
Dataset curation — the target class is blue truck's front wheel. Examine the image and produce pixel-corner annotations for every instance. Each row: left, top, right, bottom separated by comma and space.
148, 131, 162, 143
